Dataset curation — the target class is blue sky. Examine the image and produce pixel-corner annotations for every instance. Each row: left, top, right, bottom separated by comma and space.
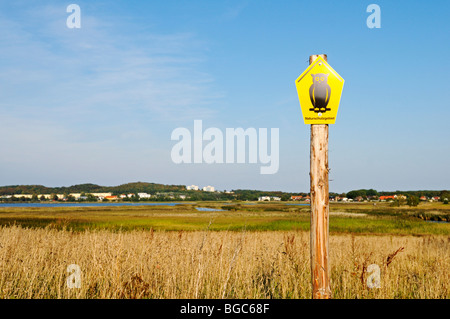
0, 0, 448, 193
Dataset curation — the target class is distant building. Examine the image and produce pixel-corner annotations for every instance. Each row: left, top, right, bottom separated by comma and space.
202, 186, 215, 192
91, 193, 112, 197
258, 196, 271, 201
13, 194, 33, 199
105, 196, 118, 201
271, 197, 281, 201
379, 195, 395, 201
92, 193, 112, 198
291, 196, 303, 201
187, 185, 199, 191
138, 193, 151, 199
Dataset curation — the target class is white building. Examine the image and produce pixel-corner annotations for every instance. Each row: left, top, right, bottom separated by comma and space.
258, 196, 271, 201
271, 197, 281, 201
202, 186, 215, 192
68, 193, 110, 200
37, 194, 65, 199
13, 194, 33, 199
186, 185, 199, 191
138, 193, 151, 199
92, 193, 112, 198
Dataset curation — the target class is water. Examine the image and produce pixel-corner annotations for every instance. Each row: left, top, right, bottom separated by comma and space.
0, 202, 183, 208
426, 220, 449, 224
0, 202, 309, 209
285, 203, 310, 206
195, 207, 225, 212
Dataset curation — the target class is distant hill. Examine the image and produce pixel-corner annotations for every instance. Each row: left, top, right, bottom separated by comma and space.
0, 182, 186, 195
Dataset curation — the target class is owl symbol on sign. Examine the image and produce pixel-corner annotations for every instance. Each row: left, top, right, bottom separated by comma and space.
309, 73, 331, 113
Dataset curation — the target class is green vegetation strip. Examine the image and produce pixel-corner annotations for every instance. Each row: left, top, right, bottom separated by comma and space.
0, 203, 448, 235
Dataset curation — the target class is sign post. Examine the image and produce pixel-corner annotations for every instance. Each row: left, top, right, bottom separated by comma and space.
295, 54, 344, 299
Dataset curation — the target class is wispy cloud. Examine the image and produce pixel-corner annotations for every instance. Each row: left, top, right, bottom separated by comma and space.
0, 3, 223, 185
0, 3, 221, 127
222, 1, 249, 20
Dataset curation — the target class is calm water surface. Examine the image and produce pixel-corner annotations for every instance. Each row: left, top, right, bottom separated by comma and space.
0, 202, 183, 208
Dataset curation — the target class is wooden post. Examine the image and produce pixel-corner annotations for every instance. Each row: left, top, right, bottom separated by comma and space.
309, 54, 332, 299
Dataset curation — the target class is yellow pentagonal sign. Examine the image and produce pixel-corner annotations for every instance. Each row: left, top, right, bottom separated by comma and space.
295, 56, 344, 124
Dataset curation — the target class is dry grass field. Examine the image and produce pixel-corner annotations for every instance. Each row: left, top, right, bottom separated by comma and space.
0, 225, 448, 299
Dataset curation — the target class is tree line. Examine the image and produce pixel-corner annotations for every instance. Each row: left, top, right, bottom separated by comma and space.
0, 182, 186, 196
0, 183, 448, 204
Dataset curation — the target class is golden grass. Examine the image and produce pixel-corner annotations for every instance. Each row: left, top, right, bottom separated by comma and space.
0, 225, 448, 299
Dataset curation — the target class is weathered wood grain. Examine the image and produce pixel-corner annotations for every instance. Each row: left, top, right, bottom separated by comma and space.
309, 54, 332, 299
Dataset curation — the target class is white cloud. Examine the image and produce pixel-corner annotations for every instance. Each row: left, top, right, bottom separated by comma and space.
0, 3, 224, 185
222, 1, 249, 20
0, 4, 221, 124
